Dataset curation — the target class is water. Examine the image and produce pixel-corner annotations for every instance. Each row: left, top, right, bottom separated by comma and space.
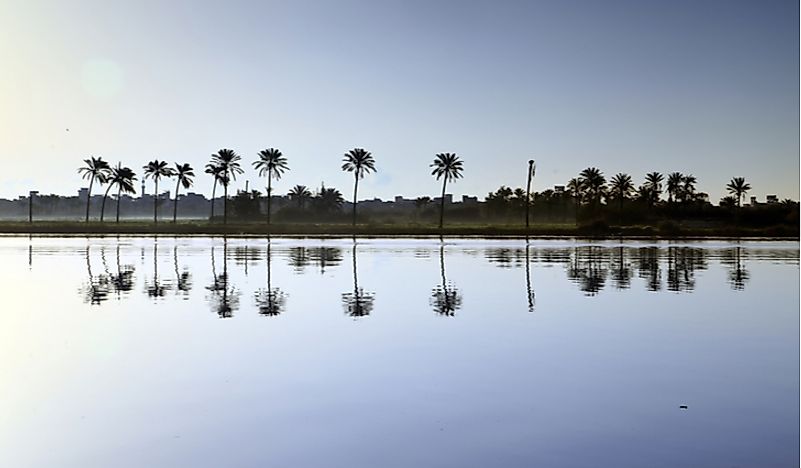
0, 236, 798, 468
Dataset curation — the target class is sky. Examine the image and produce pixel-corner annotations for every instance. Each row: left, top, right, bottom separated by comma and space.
0, 0, 798, 202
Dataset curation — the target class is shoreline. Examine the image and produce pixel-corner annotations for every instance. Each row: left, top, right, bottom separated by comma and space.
0, 221, 797, 240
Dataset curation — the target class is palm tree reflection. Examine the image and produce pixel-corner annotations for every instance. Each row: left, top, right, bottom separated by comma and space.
342, 241, 375, 318
609, 245, 632, 290
721, 245, 749, 291
174, 244, 192, 297
431, 244, 462, 316
255, 240, 287, 316
637, 247, 662, 292
145, 238, 170, 298
207, 237, 239, 318
288, 246, 343, 275
525, 242, 535, 312
567, 246, 607, 296
110, 243, 135, 297
666, 246, 708, 292
82, 244, 110, 304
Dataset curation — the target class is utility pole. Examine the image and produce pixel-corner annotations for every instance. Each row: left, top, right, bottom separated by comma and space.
525, 160, 536, 229
29, 191, 37, 223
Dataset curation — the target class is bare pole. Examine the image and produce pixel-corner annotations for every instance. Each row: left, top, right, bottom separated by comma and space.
525, 160, 535, 229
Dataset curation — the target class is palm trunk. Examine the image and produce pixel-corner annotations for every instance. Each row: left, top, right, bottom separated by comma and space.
100, 183, 113, 222
223, 184, 228, 225
210, 180, 217, 221
85, 176, 95, 222
116, 187, 122, 223
439, 177, 447, 229
525, 162, 533, 229
267, 170, 272, 226
153, 180, 159, 224
352, 176, 359, 227
173, 178, 180, 223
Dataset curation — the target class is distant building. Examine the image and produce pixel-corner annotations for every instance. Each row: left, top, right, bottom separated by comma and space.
462, 195, 478, 204
554, 185, 565, 194
767, 195, 778, 204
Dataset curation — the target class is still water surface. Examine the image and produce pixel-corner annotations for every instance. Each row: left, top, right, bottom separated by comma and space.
0, 236, 798, 467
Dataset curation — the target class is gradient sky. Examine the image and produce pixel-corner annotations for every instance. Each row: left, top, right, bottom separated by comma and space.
0, 0, 797, 202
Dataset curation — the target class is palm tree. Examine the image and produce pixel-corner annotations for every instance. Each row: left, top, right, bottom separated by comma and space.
609, 173, 634, 222
430, 153, 464, 229
666, 172, 683, 204
313, 184, 345, 215
566, 177, 584, 223
643, 172, 664, 207
680, 174, 697, 203
726, 177, 751, 207
341, 148, 376, 227
172, 163, 195, 223
288, 185, 312, 209
77, 156, 111, 222
579, 167, 606, 208
253, 148, 290, 225
143, 160, 175, 223
210, 149, 244, 224
100, 164, 136, 223
204, 163, 224, 220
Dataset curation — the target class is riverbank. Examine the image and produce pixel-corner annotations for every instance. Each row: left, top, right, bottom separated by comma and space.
0, 221, 797, 239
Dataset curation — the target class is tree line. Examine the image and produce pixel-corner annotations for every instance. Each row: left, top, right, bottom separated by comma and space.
76, 151, 791, 228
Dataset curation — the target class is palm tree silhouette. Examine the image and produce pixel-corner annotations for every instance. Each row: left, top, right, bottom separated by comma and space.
566, 177, 584, 223
643, 172, 664, 207
253, 148, 290, 226
608, 173, 634, 223
210, 149, 244, 224
431, 244, 462, 316
341, 241, 375, 317
207, 238, 239, 318
288, 185, 312, 209
255, 240, 287, 316
579, 167, 606, 209
680, 174, 697, 203
78, 156, 111, 222
666, 172, 683, 204
341, 148, 376, 227
726, 177, 751, 207
172, 163, 195, 223
431, 153, 464, 229
313, 184, 345, 215
204, 163, 224, 220
99, 163, 137, 223
143, 160, 175, 223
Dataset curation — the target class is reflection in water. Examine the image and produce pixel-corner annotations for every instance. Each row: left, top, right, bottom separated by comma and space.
721, 246, 750, 291
431, 245, 462, 316
66, 240, 789, 314
206, 238, 240, 318
174, 245, 192, 297
341, 241, 375, 317
82, 244, 110, 304
525, 242, 535, 312
145, 239, 170, 298
288, 247, 343, 275
255, 241, 287, 316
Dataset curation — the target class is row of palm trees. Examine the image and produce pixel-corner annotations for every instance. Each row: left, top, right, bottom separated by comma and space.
79, 149, 466, 227
567, 168, 753, 208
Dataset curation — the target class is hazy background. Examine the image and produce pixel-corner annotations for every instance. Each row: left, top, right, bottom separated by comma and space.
0, 0, 797, 202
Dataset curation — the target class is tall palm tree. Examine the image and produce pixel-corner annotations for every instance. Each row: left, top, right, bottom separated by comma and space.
341, 148, 376, 227
680, 174, 697, 203
204, 163, 224, 220
525, 160, 536, 229
430, 153, 464, 229
288, 185, 312, 209
100, 163, 136, 223
253, 148, 290, 225
579, 167, 606, 207
77, 156, 111, 222
609, 173, 634, 222
143, 160, 175, 223
726, 177, 751, 207
566, 177, 584, 223
210, 149, 244, 224
172, 163, 195, 223
643, 172, 664, 207
666, 172, 683, 204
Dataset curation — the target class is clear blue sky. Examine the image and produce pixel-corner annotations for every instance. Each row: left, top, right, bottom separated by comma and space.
0, 0, 797, 202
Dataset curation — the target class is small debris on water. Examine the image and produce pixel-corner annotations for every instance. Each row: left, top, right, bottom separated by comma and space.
679, 405, 688, 410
